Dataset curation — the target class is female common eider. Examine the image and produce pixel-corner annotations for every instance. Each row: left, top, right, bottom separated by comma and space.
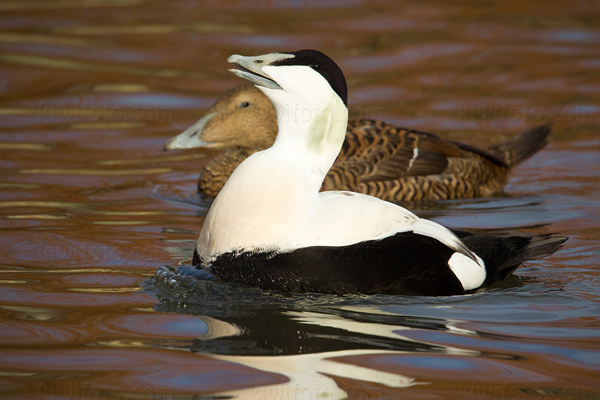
192, 49, 565, 296
166, 86, 551, 201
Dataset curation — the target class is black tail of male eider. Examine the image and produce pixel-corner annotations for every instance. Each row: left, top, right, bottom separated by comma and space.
489, 123, 552, 168
453, 230, 567, 287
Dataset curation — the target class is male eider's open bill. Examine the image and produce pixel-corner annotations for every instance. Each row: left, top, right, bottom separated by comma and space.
190, 49, 566, 296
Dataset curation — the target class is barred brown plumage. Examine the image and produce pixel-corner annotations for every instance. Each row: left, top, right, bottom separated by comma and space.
166, 84, 551, 202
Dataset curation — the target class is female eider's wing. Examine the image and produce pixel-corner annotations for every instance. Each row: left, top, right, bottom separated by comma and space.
329, 119, 502, 185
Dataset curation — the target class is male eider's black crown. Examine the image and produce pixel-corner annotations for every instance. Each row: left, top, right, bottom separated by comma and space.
273, 49, 348, 107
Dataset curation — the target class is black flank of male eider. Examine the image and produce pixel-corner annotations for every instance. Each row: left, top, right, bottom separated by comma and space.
192, 232, 566, 296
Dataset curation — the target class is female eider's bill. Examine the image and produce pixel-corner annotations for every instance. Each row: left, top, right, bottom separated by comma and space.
165, 86, 551, 201
189, 49, 566, 296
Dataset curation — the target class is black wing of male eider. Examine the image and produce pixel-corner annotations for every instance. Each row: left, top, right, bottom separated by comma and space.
193, 232, 566, 296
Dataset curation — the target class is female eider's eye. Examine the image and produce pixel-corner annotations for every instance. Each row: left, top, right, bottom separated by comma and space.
240, 101, 250, 108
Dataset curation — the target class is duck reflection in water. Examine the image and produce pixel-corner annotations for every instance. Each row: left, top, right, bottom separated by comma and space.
152, 287, 487, 399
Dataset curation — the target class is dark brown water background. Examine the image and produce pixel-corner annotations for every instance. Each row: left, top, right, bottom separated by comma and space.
1, 1, 599, 399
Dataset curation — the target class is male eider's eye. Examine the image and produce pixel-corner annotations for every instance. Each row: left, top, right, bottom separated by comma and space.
240, 101, 250, 108
311, 63, 320, 70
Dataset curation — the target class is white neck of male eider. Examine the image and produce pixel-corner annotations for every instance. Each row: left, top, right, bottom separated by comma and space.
226, 51, 349, 189
257, 66, 348, 193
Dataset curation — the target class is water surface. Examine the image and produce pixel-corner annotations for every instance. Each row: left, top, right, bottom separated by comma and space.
1, 1, 599, 399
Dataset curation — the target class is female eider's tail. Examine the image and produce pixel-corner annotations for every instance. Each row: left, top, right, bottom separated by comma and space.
452, 230, 567, 287
489, 123, 552, 168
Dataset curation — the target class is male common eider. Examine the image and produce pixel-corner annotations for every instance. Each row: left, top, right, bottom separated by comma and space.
166, 85, 551, 201
192, 49, 566, 296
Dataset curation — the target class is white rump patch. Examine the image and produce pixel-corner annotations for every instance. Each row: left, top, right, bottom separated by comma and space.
448, 252, 486, 291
